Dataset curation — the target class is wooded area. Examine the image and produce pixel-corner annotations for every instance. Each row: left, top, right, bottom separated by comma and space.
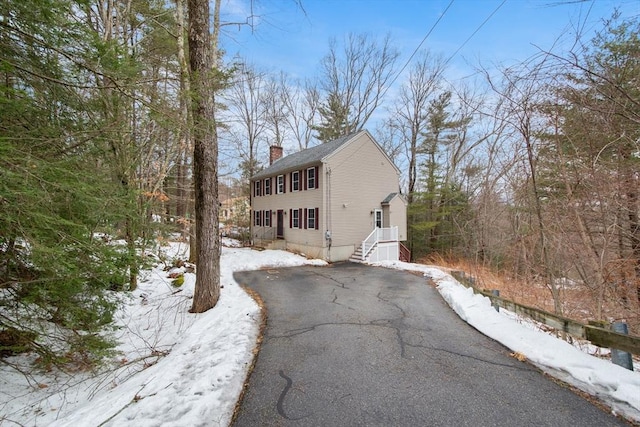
0, 0, 638, 369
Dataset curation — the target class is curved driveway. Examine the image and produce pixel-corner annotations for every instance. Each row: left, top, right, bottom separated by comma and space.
232, 262, 623, 426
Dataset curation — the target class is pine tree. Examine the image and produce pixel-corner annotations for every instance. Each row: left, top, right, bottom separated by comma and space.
312, 92, 350, 143
0, 0, 128, 367
409, 91, 472, 258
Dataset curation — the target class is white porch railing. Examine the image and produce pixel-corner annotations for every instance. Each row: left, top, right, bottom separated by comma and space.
361, 226, 398, 261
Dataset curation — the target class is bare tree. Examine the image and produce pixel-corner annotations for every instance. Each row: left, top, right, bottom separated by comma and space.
174, 0, 195, 251
222, 62, 267, 183
389, 51, 446, 203
374, 119, 404, 172
187, 0, 220, 312
316, 32, 399, 138
464, 92, 514, 266
485, 61, 564, 315
263, 72, 289, 148
282, 78, 320, 150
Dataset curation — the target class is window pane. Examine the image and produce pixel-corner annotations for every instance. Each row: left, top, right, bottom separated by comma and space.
307, 167, 315, 189
292, 171, 299, 191
277, 175, 284, 193
307, 208, 315, 229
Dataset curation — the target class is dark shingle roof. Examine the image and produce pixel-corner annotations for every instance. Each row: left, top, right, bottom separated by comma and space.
381, 192, 406, 205
252, 132, 361, 180
381, 193, 398, 204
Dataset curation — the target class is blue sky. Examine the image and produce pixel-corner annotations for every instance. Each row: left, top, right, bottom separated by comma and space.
221, 0, 639, 82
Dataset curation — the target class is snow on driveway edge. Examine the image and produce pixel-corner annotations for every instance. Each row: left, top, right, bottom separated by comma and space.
373, 260, 640, 423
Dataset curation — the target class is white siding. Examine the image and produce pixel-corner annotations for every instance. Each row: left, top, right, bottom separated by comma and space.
385, 195, 407, 241
324, 132, 401, 250
250, 131, 406, 261
251, 168, 323, 248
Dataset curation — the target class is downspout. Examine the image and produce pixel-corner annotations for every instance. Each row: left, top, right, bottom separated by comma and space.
325, 166, 332, 260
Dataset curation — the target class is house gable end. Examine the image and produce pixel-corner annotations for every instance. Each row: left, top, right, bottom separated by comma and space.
321, 130, 400, 176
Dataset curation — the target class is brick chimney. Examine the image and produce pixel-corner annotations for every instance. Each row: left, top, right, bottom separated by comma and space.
269, 145, 283, 165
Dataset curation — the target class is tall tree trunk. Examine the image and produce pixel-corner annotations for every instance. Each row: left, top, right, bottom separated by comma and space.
188, 0, 220, 313
522, 119, 561, 314
175, 0, 192, 239
625, 173, 640, 302
554, 128, 606, 318
407, 134, 417, 204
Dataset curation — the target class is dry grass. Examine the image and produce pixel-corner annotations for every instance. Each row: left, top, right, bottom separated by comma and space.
417, 254, 640, 336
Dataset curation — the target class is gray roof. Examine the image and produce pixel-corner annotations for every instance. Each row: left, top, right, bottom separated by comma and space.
381, 193, 398, 204
382, 192, 407, 205
252, 132, 361, 180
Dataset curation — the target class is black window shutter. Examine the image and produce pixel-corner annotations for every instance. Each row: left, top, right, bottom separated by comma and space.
314, 166, 319, 188
303, 208, 307, 229
315, 207, 319, 230
289, 209, 292, 228
303, 169, 307, 191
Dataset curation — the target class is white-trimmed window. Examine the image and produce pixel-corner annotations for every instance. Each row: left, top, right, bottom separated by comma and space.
292, 171, 300, 191
264, 178, 271, 195
277, 175, 285, 194
254, 210, 262, 226
292, 209, 299, 228
264, 210, 271, 227
254, 180, 261, 197
307, 208, 316, 229
307, 167, 316, 189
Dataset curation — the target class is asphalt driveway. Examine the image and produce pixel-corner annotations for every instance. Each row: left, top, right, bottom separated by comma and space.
232, 262, 624, 426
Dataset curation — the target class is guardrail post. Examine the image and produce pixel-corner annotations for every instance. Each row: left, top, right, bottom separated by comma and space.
491, 290, 500, 312
611, 322, 634, 371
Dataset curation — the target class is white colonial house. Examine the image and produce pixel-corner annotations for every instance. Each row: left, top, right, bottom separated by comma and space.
250, 130, 408, 263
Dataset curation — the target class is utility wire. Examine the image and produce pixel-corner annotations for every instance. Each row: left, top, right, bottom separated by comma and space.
385, 0, 507, 95
387, 0, 455, 89
444, 0, 507, 67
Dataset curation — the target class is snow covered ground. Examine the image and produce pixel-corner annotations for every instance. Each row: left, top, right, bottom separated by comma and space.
1, 242, 638, 426
374, 260, 640, 423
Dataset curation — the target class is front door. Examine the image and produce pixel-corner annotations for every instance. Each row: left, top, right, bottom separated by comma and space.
277, 210, 284, 239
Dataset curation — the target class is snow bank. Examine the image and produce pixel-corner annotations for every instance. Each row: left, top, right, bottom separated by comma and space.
1, 243, 325, 427
373, 260, 640, 423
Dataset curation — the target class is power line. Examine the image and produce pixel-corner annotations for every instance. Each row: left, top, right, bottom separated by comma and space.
444, 0, 507, 67
387, 0, 455, 89
383, 0, 507, 100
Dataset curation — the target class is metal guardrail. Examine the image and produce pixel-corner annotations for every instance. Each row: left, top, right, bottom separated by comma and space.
450, 271, 640, 356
